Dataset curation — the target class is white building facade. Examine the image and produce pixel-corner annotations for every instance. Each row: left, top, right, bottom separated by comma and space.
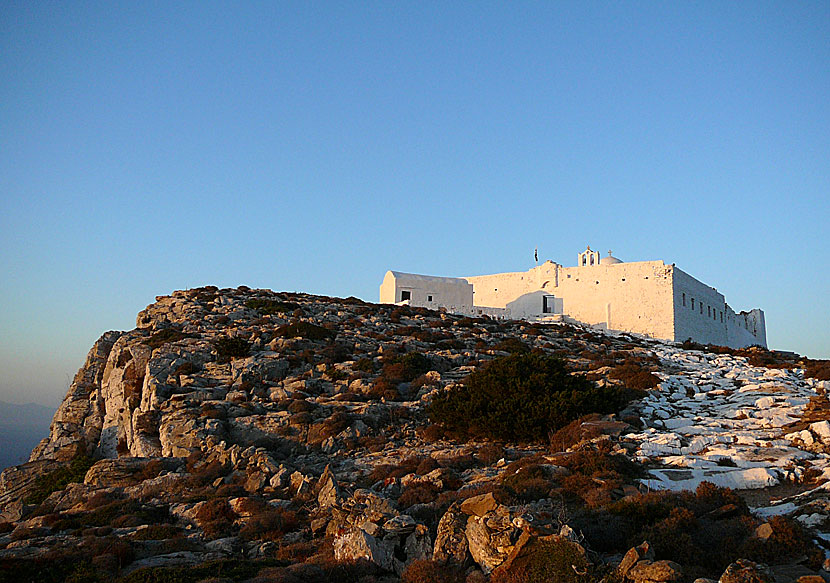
379, 247, 766, 349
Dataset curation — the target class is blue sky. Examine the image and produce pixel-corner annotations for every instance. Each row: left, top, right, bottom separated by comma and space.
1, 2, 828, 406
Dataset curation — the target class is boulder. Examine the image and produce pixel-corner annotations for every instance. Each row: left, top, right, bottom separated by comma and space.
628, 560, 683, 583
619, 541, 655, 576
466, 514, 516, 574
433, 502, 469, 565
317, 465, 341, 508
333, 528, 394, 572
460, 492, 499, 517
719, 560, 773, 583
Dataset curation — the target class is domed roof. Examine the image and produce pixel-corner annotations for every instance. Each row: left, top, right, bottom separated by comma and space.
600, 251, 623, 265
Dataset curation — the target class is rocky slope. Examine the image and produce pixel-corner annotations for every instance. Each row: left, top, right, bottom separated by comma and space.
0, 286, 829, 583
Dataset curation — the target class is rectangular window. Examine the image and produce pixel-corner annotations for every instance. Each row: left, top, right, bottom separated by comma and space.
427, 295, 433, 302
400, 290, 411, 301
708, 306, 711, 317
691, 298, 695, 310
682, 293, 686, 307
720, 311, 723, 322
700, 304, 703, 314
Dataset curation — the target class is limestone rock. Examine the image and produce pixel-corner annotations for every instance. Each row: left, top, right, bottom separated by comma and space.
628, 559, 683, 583
433, 502, 469, 565
619, 541, 655, 576
317, 465, 341, 508
719, 560, 773, 583
333, 528, 394, 572
466, 514, 512, 574
460, 492, 499, 517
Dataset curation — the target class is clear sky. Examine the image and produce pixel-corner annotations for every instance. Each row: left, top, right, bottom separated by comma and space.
1, 2, 828, 407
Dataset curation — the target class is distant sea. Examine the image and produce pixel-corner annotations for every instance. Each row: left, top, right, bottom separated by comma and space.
0, 401, 56, 471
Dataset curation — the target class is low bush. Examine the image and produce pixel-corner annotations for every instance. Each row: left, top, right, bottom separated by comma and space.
245, 299, 300, 314
381, 352, 432, 383
213, 337, 250, 361
238, 507, 299, 541
608, 361, 659, 390
429, 353, 633, 442
24, 454, 96, 505
805, 359, 830, 381
493, 337, 530, 354
490, 537, 591, 583
401, 559, 466, 583
144, 328, 190, 349
274, 321, 335, 341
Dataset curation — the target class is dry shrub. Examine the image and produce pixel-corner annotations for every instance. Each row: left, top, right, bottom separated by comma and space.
549, 415, 604, 452
398, 483, 441, 508
239, 507, 299, 541
501, 464, 556, 503
418, 424, 446, 442
609, 361, 659, 390
740, 515, 823, 569
416, 456, 440, 475
806, 360, 830, 381
490, 537, 591, 583
402, 559, 466, 583
195, 498, 237, 539
474, 443, 506, 465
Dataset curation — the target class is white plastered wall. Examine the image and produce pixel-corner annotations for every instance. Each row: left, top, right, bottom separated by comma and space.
379, 271, 473, 311
554, 261, 675, 340
672, 267, 729, 346
467, 260, 676, 340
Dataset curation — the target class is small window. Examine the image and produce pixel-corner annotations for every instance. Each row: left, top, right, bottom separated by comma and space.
621, 278, 626, 282
400, 290, 411, 301
427, 295, 433, 302
720, 311, 723, 322
700, 303, 703, 314
691, 298, 695, 310
682, 293, 686, 307
708, 306, 711, 317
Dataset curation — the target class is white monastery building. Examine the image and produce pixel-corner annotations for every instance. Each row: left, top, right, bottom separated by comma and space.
380, 247, 766, 349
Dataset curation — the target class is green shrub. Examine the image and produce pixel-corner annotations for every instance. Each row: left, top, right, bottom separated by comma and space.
429, 353, 632, 442
24, 454, 96, 505
213, 337, 250, 361
490, 537, 591, 583
381, 352, 431, 383
245, 298, 300, 314
144, 328, 190, 349
274, 321, 335, 341
493, 337, 530, 354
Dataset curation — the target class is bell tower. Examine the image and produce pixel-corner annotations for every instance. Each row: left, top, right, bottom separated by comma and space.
577, 245, 600, 267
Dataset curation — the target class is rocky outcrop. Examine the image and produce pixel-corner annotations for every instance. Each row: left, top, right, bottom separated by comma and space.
2, 286, 830, 581
29, 331, 123, 462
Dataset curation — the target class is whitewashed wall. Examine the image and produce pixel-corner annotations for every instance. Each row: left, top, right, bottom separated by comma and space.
379, 271, 473, 311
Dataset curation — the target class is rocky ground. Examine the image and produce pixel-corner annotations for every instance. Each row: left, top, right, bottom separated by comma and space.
0, 286, 829, 583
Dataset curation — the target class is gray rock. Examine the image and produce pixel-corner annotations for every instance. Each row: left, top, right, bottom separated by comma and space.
433, 502, 469, 566
317, 465, 341, 508
333, 528, 394, 571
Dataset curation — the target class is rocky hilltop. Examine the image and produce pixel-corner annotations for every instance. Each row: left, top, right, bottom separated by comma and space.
1, 286, 830, 583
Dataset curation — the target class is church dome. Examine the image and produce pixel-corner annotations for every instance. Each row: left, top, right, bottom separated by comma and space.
600, 252, 622, 265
